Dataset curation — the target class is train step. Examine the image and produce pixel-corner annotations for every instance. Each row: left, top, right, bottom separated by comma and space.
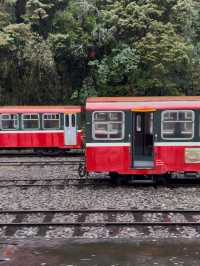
130, 176, 155, 184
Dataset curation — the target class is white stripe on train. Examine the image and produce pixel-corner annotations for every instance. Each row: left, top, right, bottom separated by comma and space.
86, 143, 130, 147
0, 129, 82, 134
154, 142, 200, 147
86, 142, 200, 147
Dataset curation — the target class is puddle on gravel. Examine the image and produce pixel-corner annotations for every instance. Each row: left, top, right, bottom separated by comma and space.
0, 239, 200, 266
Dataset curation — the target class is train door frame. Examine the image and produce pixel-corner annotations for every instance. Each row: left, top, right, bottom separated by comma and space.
64, 113, 77, 145
132, 110, 155, 168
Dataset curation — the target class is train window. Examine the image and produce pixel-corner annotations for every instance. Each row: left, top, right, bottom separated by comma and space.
161, 110, 194, 140
94, 112, 108, 121
42, 113, 60, 129
136, 114, 142, 132
65, 115, 69, 127
22, 113, 40, 129
92, 111, 124, 140
72, 114, 76, 127
1, 114, 19, 130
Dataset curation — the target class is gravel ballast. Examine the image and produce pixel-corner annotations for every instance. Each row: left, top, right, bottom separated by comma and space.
0, 159, 200, 239
0, 185, 199, 238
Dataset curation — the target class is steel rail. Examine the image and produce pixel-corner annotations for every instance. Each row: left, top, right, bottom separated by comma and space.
0, 222, 200, 227
0, 209, 199, 213
0, 210, 200, 227
0, 178, 110, 187
0, 152, 83, 157
0, 160, 84, 166
0, 179, 200, 188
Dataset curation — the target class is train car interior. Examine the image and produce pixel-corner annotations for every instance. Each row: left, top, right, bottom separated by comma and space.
132, 111, 154, 168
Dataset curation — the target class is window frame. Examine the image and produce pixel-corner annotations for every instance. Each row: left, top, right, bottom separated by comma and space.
92, 111, 125, 140
42, 113, 60, 130
161, 110, 194, 140
1, 113, 19, 131
22, 113, 40, 130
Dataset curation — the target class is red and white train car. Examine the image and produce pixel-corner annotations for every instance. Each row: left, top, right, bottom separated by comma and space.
85, 97, 200, 181
0, 106, 83, 151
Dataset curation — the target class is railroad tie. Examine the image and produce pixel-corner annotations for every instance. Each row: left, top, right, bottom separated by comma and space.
5, 213, 26, 237
106, 212, 119, 237
132, 211, 150, 236
36, 213, 55, 236
72, 212, 87, 237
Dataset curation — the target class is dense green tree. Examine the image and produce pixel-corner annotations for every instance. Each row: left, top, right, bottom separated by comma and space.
0, 23, 61, 104
0, 0, 200, 104
89, 0, 194, 96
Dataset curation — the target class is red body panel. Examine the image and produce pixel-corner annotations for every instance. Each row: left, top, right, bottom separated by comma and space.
86, 101, 200, 110
86, 96, 200, 110
0, 106, 81, 114
0, 131, 82, 149
86, 146, 200, 175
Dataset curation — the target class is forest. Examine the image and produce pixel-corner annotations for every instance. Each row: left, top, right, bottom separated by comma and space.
0, 0, 200, 105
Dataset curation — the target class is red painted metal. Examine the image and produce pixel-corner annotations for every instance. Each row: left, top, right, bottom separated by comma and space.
0, 131, 82, 149
87, 101, 200, 111
86, 146, 200, 175
86, 97, 200, 111
87, 96, 200, 103
0, 106, 81, 114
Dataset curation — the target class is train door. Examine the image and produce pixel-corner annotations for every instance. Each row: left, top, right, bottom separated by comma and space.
132, 111, 154, 168
64, 113, 77, 145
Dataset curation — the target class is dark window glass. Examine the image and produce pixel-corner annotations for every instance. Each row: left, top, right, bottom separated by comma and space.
1, 114, 19, 130
72, 114, 76, 127
22, 114, 39, 129
161, 110, 194, 139
65, 115, 69, 127
43, 113, 60, 129
93, 111, 124, 140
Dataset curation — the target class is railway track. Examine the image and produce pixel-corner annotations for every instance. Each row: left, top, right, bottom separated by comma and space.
0, 151, 84, 157
0, 160, 83, 166
0, 209, 200, 237
0, 178, 110, 188
1, 177, 200, 188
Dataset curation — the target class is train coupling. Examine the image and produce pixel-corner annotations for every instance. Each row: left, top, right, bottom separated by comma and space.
78, 162, 88, 177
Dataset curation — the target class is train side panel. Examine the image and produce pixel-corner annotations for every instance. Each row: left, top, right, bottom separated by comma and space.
86, 145, 200, 175
85, 97, 200, 176
0, 130, 82, 149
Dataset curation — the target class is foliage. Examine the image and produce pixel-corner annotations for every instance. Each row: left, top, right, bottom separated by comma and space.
0, 0, 199, 104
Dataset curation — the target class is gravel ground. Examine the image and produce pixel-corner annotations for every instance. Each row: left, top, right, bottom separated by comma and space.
0, 156, 82, 179
0, 158, 200, 239
0, 165, 77, 179
0, 186, 199, 210
0, 185, 199, 238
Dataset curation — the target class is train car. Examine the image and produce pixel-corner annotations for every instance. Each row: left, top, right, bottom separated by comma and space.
85, 96, 200, 182
0, 106, 83, 152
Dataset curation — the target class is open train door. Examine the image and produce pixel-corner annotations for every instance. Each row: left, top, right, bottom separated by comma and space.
132, 109, 155, 168
64, 113, 77, 145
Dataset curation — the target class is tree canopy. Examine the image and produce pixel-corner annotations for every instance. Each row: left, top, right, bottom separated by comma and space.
0, 0, 199, 104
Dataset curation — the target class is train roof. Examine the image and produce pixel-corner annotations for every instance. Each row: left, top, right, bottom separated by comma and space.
0, 106, 81, 113
86, 96, 200, 110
